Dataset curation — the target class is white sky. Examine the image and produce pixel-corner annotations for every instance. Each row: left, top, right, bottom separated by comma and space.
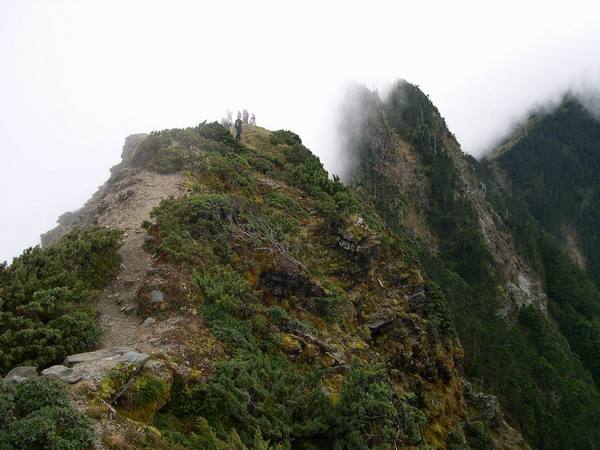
2, 0, 600, 263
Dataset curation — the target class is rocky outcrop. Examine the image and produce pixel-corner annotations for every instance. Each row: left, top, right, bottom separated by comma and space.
41, 365, 82, 383
344, 82, 547, 315
260, 270, 325, 298
336, 215, 380, 275
64, 347, 149, 389
3, 366, 37, 384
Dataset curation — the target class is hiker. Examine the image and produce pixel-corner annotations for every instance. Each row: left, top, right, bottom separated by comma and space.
227, 110, 233, 124
234, 116, 243, 142
242, 109, 249, 124
250, 113, 256, 126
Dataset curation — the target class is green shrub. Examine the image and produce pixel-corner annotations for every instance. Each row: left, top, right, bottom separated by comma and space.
464, 421, 492, 449
332, 360, 426, 449
197, 121, 243, 151
0, 378, 94, 449
151, 144, 194, 173
270, 130, 302, 146
0, 227, 122, 373
197, 265, 258, 319
177, 352, 330, 446
423, 281, 454, 337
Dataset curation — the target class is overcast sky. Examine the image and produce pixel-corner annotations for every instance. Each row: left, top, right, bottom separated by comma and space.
2, 0, 600, 263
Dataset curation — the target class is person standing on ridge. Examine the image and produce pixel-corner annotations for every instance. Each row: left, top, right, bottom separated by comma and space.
242, 109, 249, 124
234, 116, 243, 142
250, 113, 256, 125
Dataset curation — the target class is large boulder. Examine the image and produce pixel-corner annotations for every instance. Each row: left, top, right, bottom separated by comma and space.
41, 365, 83, 384
64, 347, 136, 366
63, 347, 150, 405
3, 366, 38, 384
336, 216, 380, 275
64, 347, 149, 400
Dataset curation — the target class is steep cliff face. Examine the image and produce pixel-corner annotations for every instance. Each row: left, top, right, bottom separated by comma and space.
341, 82, 546, 315
0, 121, 531, 448
340, 82, 600, 449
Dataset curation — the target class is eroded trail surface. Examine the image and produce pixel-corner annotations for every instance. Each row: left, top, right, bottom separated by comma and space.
95, 170, 184, 347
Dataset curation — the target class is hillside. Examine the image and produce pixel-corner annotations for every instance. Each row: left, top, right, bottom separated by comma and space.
340, 82, 600, 449
1, 121, 527, 449
481, 95, 600, 431
3, 84, 600, 449
486, 96, 600, 284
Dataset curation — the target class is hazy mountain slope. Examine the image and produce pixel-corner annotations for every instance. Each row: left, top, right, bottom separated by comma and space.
487, 97, 600, 284
482, 96, 600, 394
1, 122, 528, 449
341, 81, 600, 450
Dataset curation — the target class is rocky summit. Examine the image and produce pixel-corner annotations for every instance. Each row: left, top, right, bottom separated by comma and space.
2, 81, 600, 449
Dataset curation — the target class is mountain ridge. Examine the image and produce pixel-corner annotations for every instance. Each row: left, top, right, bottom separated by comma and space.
3, 83, 600, 449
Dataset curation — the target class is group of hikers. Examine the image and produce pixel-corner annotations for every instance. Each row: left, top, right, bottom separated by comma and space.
221, 109, 256, 142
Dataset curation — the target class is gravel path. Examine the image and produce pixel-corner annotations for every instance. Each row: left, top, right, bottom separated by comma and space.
95, 170, 184, 347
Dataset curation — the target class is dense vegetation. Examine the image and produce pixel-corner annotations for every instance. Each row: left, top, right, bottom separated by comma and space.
347, 81, 600, 449
492, 97, 600, 287
135, 122, 464, 448
0, 377, 95, 449
483, 97, 600, 386
0, 226, 122, 373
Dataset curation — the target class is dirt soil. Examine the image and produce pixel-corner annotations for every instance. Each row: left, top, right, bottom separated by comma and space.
94, 170, 184, 348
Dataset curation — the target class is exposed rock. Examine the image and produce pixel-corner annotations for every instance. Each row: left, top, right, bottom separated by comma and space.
287, 329, 345, 364
336, 216, 380, 273
41, 365, 82, 383
3, 366, 38, 384
64, 347, 149, 385
149, 289, 165, 304
366, 317, 395, 336
405, 287, 426, 314
122, 304, 137, 314
260, 270, 325, 298
65, 347, 135, 365
463, 381, 505, 429
119, 351, 150, 366
141, 317, 157, 327
120, 133, 149, 164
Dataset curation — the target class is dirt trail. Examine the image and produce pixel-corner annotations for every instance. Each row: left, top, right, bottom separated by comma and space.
95, 170, 184, 348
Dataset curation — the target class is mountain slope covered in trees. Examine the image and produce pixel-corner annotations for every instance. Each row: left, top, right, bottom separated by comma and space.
341, 82, 600, 449
487, 96, 600, 285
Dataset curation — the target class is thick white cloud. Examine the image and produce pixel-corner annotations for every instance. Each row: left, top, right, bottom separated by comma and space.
1, 0, 600, 262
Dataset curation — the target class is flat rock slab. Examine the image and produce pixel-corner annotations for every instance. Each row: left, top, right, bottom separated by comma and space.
3, 366, 38, 384
64, 347, 149, 383
41, 365, 82, 384
64, 347, 135, 365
